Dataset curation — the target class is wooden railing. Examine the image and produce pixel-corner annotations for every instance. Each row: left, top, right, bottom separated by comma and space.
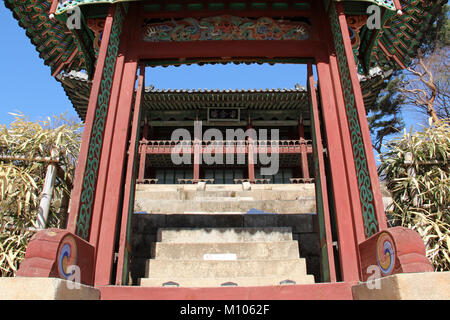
136, 178, 159, 184
177, 179, 214, 184
140, 139, 312, 154
136, 178, 315, 184
290, 178, 315, 184
234, 178, 271, 184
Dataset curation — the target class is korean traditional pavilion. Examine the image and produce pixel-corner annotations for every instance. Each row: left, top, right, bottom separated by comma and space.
5, 0, 445, 300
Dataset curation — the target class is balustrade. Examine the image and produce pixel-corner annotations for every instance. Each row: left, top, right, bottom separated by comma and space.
140, 139, 312, 154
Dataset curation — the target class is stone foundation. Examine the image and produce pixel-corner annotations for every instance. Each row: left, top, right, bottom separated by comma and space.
0, 277, 100, 300
352, 272, 450, 300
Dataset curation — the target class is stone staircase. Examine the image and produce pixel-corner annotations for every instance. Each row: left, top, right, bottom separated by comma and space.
134, 184, 316, 214
139, 227, 315, 287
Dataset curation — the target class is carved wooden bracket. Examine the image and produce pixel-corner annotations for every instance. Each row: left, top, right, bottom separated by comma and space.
359, 226, 434, 281
16, 228, 95, 286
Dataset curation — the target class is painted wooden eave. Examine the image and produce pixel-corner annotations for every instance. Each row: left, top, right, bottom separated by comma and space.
3, 0, 445, 78
57, 70, 391, 122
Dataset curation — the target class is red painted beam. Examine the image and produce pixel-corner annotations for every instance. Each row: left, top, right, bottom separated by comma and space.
393, 0, 402, 11
98, 282, 356, 300
49, 0, 59, 16
134, 40, 326, 61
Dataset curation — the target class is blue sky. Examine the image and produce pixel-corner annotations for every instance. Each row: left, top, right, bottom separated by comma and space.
0, 4, 424, 133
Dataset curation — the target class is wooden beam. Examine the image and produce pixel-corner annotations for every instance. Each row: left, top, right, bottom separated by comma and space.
313, 0, 360, 282
308, 62, 336, 282
49, 0, 59, 16
335, 2, 387, 232
116, 63, 146, 285
135, 40, 327, 61
67, 4, 117, 235
138, 122, 150, 182
247, 120, 255, 181
94, 4, 139, 286
147, 120, 308, 127
300, 144, 309, 179
0, 155, 59, 164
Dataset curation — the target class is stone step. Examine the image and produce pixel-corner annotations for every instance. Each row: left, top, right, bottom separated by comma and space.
145, 259, 308, 278
152, 241, 300, 260
134, 199, 316, 214
135, 184, 316, 192
157, 227, 293, 243
140, 275, 315, 287
135, 189, 315, 201
192, 196, 255, 201
190, 191, 236, 198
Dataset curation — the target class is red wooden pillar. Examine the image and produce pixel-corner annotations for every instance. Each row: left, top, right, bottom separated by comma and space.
298, 119, 305, 140
193, 121, 201, 181
138, 143, 147, 182
315, 55, 360, 282
325, 37, 368, 249
193, 142, 200, 181
67, 4, 127, 240
312, 0, 388, 281
300, 148, 309, 180
333, 2, 387, 232
89, 4, 138, 286
88, 10, 132, 250
298, 118, 309, 179
308, 0, 360, 282
142, 122, 149, 140
247, 120, 255, 182
137, 122, 149, 182
116, 64, 146, 285
94, 59, 138, 285
308, 63, 336, 282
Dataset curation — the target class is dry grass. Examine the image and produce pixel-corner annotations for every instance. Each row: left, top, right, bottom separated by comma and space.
379, 120, 449, 271
0, 113, 82, 276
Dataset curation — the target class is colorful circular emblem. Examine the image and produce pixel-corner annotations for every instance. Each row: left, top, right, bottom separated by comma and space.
376, 232, 395, 275
57, 235, 78, 279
